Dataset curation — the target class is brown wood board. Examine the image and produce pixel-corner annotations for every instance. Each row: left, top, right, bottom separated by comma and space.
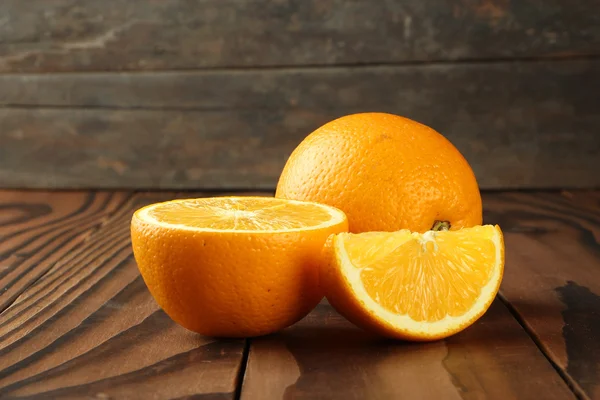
1, 190, 598, 399
1, 60, 599, 190
0, 191, 245, 399
0, 190, 129, 312
0, 0, 598, 73
484, 191, 600, 399
242, 300, 574, 400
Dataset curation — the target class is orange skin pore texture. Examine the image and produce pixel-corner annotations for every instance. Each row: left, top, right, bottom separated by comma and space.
277, 112, 482, 233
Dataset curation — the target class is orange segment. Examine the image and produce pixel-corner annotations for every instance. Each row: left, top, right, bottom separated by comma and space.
131, 196, 348, 338
342, 230, 413, 268
323, 225, 504, 341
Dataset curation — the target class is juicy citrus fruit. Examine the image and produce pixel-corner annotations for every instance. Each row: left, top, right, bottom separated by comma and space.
131, 196, 348, 337
322, 225, 504, 340
276, 112, 482, 233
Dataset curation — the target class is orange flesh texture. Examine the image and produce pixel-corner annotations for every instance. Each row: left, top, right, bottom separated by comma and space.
146, 197, 337, 230
343, 226, 499, 322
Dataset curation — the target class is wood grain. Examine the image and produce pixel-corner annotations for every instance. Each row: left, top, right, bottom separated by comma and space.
0, 0, 598, 73
2, 190, 597, 398
0, 190, 129, 312
242, 300, 574, 399
0, 191, 245, 399
558, 190, 600, 214
484, 191, 600, 400
1, 60, 598, 190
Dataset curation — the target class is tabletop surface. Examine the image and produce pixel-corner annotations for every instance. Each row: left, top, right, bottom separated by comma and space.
0, 190, 598, 400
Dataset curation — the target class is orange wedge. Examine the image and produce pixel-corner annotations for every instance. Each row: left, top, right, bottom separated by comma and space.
322, 225, 504, 340
131, 197, 348, 337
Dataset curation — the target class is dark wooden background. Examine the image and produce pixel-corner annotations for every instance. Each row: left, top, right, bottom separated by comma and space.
0, 0, 599, 190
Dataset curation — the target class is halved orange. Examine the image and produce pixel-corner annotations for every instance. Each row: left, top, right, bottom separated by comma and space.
322, 225, 504, 340
131, 196, 348, 337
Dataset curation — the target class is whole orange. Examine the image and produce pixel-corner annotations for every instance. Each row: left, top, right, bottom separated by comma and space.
276, 113, 482, 233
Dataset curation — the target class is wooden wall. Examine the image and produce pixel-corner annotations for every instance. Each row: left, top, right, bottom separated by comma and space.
0, 0, 598, 189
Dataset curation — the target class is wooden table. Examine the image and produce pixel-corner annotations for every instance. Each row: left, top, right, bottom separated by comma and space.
0, 190, 598, 399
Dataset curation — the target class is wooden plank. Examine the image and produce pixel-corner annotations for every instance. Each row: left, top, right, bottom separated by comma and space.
0, 191, 245, 399
242, 300, 574, 399
558, 190, 600, 214
0, 190, 129, 311
484, 191, 600, 399
0, 0, 597, 73
1, 60, 599, 190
